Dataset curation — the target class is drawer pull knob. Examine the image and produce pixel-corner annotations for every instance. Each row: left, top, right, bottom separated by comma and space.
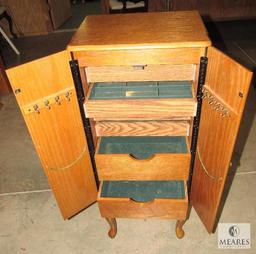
133, 65, 147, 70
130, 198, 155, 204
129, 154, 155, 161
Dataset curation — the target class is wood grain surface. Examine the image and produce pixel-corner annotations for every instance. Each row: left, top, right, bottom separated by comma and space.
95, 120, 190, 137
85, 83, 197, 119
85, 98, 197, 119
85, 64, 196, 83
98, 182, 188, 219
190, 47, 253, 232
68, 11, 211, 51
93, 116, 192, 121
95, 137, 190, 180
95, 136, 190, 180
73, 48, 204, 67
6, 51, 97, 219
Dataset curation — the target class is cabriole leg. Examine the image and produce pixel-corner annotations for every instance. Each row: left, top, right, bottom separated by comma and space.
105, 218, 117, 239
175, 220, 186, 239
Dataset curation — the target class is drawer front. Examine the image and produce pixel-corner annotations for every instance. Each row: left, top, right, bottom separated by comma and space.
73, 48, 203, 67
85, 81, 197, 119
85, 64, 196, 83
98, 182, 188, 219
95, 137, 190, 180
95, 120, 190, 137
85, 99, 197, 119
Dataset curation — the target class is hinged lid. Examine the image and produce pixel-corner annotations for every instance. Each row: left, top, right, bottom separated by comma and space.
68, 11, 211, 52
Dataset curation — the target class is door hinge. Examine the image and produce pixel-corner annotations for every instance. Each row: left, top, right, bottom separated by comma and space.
188, 56, 208, 194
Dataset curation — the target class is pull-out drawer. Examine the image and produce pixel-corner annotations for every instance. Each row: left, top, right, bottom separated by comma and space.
95, 120, 190, 137
98, 181, 188, 219
85, 64, 196, 83
84, 81, 197, 119
95, 136, 190, 180
73, 48, 203, 67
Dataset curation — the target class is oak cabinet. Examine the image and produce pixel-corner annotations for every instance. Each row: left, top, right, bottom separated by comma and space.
6, 11, 252, 238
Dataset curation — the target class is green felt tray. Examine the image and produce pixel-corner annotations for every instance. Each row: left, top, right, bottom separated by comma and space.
89, 81, 192, 100
98, 136, 187, 159
101, 181, 185, 202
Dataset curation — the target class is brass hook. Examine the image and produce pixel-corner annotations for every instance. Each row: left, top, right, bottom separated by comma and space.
33, 104, 40, 114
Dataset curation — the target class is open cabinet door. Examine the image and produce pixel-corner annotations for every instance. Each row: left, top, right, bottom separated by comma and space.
190, 47, 253, 232
6, 51, 97, 219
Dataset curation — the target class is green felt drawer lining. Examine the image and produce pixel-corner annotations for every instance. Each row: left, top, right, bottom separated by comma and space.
101, 181, 185, 202
89, 81, 192, 100
98, 136, 187, 159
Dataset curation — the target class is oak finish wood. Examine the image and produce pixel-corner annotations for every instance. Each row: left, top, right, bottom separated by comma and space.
205, 48, 251, 114
79, 66, 89, 95
73, 48, 204, 67
95, 137, 190, 181
190, 47, 253, 232
95, 120, 190, 137
4, 11, 253, 238
175, 220, 186, 239
85, 99, 197, 119
98, 182, 188, 219
6, 51, 98, 219
85, 64, 196, 82
85, 84, 197, 119
105, 218, 117, 239
68, 11, 210, 52
93, 116, 192, 121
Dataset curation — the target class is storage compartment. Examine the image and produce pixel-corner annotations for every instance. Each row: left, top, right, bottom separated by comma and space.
73, 48, 203, 67
84, 81, 197, 119
98, 180, 188, 219
89, 81, 192, 100
95, 136, 190, 180
85, 64, 196, 83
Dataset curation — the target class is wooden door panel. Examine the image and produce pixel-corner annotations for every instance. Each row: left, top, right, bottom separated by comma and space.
6, 51, 97, 219
190, 47, 252, 232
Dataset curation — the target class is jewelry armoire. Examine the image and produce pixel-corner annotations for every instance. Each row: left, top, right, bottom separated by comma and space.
6, 11, 252, 239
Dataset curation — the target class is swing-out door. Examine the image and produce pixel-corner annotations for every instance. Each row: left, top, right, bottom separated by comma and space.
6, 51, 97, 219
190, 46, 253, 233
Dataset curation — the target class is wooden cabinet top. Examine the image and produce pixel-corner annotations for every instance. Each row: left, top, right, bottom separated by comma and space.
68, 11, 211, 52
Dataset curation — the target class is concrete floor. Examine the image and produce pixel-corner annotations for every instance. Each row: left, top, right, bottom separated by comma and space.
0, 10, 256, 254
